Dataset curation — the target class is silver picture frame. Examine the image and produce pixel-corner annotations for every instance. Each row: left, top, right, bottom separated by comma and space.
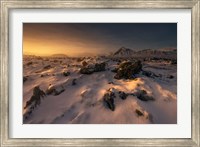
0, 0, 199, 146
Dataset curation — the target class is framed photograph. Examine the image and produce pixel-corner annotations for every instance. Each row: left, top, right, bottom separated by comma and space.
0, 0, 199, 146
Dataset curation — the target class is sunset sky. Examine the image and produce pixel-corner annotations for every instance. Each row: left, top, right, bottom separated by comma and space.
23, 23, 177, 56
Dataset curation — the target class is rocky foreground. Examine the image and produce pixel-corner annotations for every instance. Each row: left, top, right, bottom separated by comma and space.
23, 55, 177, 124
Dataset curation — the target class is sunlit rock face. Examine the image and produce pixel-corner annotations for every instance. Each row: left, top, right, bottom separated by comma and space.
114, 60, 142, 79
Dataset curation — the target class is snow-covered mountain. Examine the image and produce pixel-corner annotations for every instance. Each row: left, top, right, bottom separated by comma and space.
112, 47, 176, 59
113, 47, 135, 57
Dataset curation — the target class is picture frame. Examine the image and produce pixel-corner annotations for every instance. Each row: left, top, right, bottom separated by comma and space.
0, 0, 199, 146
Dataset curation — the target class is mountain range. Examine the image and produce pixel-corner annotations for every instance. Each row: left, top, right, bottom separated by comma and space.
112, 47, 177, 59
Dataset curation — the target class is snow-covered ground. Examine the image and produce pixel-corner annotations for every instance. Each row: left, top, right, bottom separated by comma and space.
23, 55, 177, 124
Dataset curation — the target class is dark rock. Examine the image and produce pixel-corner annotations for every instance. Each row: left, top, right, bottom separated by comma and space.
54, 89, 65, 96
45, 84, 55, 95
111, 68, 118, 73
46, 84, 65, 96
41, 74, 50, 77
30, 105, 35, 110
118, 91, 128, 100
43, 65, 51, 69
142, 70, 152, 77
94, 62, 106, 72
24, 86, 45, 109
142, 70, 160, 78
23, 76, 28, 83
108, 81, 114, 84
135, 109, 144, 116
77, 58, 84, 62
134, 90, 155, 101
103, 89, 116, 111
114, 60, 142, 79
72, 79, 77, 85
28, 110, 32, 115
167, 75, 174, 79
137, 94, 154, 101
81, 61, 88, 67
80, 62, 106, 74
63, 71, 70, 76
80, 67, 94, 74
26, 61, 33, 66
171, 60, 177, 65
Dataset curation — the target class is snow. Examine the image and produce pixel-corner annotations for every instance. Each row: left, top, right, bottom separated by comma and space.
23, 55, 177, 124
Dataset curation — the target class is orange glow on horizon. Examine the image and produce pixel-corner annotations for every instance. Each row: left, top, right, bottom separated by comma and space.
23, 24, 106, 57
23, 38, 102, 57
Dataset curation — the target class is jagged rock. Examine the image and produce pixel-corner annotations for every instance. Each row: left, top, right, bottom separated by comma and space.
142, 70, 160, 78
134, 90, 155, 101
114, 60, 142, 79
23, 76, 28, 83
167, 75, 174, 79
40, 74, 50, 77
81, 61, 88, 67
118, 91, 128, 100
142, 70, 152, 77
80, 62, 106, 74
43, 65, 51, 69
111, 68, 118, 73
26, 61, 33, 66
54, 89, 65, 96
72, 79, 77, 85
46, 84, 56, 95
46, 84, 65, 96
24, 86, 45, 109
135, 109, 144, 116
108, 81, 114, 84
80, 67, 94, 74
171, 60, 177, 65
77, 58, 84, 62
94, 62, 106, 72
63, 71, 70, 76
103, 89, 116, 111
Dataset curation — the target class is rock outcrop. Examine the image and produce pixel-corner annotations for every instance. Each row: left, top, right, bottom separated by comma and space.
80, 62, 106, 74
134, 90, 155, 101
114, 60, 142, 79
103, 88, 116, 111
24, 86, 45, 109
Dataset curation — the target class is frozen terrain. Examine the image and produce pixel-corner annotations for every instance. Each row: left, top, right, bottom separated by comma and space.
23, 48, 177, 124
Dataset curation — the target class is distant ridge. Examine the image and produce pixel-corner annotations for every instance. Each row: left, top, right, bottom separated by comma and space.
112, 47, 177, 59
51, 54, 68, 57
113, 47, 135, 57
